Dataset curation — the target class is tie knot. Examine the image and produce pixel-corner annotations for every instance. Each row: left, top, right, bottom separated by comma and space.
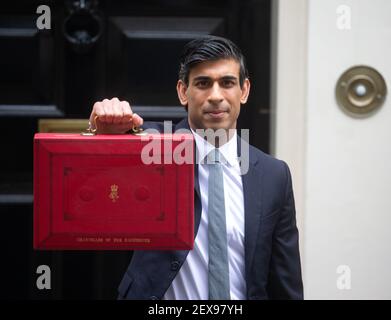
207, 149, 224, 164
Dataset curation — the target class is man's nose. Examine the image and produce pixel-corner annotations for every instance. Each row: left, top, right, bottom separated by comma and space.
207, 82, 224, 104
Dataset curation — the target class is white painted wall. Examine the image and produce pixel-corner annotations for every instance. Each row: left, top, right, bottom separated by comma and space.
272, 0, 391, 299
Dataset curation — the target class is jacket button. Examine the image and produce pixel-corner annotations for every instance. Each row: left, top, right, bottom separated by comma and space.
150, 296, 158, 300
171, 261, 180, 271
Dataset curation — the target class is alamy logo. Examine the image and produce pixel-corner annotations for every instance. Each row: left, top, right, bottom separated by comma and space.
36, 5, 51, 30
336, 5, 352, 30
336, 265, 351, 290
36, 265, 51, 290
139, 121, 250, 175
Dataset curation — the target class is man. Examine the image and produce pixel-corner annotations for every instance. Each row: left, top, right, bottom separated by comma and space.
89, 36, 303, 300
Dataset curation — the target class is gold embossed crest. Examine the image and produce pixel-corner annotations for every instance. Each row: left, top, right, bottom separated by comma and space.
109, 184, 119, 202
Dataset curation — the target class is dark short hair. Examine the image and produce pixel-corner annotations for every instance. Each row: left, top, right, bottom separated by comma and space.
178, 35, 249, 88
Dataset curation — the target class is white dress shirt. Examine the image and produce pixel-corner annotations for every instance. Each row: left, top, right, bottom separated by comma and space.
163, 129, 246, 300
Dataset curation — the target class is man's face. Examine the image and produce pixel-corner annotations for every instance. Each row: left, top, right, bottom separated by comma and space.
177, 58, 250, 132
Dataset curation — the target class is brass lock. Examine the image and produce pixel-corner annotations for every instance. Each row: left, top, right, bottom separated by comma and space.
336, 65, 387, 116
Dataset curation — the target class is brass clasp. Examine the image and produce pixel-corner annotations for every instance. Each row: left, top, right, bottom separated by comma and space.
81, 115, 146, 136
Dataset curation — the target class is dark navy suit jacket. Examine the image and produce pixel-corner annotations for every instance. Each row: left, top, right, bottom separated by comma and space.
118, 118, 303, 300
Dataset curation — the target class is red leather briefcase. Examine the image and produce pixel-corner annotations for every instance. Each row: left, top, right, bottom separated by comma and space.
33, 132, 194, 250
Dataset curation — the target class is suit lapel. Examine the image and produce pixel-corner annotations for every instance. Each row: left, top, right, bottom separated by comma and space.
238, 138, 263, 286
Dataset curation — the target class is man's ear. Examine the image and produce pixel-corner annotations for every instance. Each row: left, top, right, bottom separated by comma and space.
176, 80, 188, 106
240, 78, 251, 104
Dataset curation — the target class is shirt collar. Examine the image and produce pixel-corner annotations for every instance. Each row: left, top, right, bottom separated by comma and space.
190, 128, 238, 167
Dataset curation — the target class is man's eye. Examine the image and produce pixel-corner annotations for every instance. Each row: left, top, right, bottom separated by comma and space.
222, 80, 235, 87
196, 81, 209, 88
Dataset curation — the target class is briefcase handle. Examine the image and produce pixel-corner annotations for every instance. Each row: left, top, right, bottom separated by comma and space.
81, 116, 146, 136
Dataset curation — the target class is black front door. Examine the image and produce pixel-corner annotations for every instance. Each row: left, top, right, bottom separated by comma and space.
0, 0, 271, 299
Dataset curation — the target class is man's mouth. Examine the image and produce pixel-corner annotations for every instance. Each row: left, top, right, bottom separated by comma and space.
205, 109, 228, 119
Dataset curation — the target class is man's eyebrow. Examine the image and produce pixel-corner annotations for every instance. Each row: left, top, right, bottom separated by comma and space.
192, 76, 211, 82
192, 75, 238, 81
220, 75, 238, 81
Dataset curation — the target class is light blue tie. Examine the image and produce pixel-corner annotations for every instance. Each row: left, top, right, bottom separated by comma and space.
207, 148, 230, 300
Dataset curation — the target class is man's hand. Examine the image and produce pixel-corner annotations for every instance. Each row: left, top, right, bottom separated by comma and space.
89, 97, 144, 134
